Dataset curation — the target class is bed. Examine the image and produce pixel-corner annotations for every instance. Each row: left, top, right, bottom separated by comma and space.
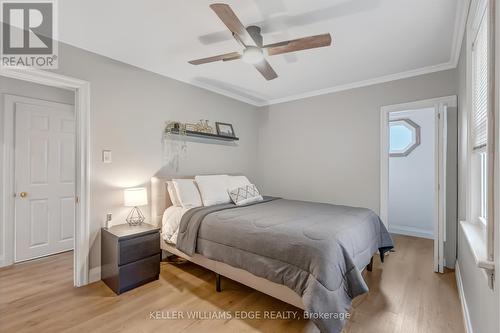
151, 176, 393, 333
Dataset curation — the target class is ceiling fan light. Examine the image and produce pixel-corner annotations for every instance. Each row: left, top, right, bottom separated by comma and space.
242, 47, 264, 64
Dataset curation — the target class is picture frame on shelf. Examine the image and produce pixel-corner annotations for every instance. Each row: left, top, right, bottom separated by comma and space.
215, 122, 236, 138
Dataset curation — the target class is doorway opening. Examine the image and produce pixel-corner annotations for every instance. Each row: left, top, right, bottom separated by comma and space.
388, 108, 435, 240
1, 68, 90, 287
380, 96, 456, 273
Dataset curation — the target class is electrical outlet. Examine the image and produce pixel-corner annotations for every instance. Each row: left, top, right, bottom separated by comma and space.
105, 213, 112, 228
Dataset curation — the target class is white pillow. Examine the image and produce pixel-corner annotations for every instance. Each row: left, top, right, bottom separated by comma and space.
228, 184, 263, 206
172, 179, 202, 208
195, 175, 231, 206
228, 175, 251, 189
166, 181, 181, 206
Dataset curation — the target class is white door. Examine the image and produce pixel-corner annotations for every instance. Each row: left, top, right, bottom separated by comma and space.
14, 98, 75, 262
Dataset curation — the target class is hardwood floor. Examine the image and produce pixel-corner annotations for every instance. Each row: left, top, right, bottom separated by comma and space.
0, 235, 464, 333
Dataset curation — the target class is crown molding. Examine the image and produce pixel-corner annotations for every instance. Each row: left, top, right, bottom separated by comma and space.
186, 80, 266, 107
195, 57, 458, 107
261, 61, 457, 106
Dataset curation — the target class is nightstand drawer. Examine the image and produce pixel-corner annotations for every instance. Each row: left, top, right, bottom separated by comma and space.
119, 232, 160, 266
118, 254, 161, 293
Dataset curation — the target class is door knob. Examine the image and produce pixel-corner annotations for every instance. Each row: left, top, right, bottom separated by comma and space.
19, 192, 28, 198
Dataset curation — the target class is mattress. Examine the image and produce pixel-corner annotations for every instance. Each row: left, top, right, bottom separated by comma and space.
161, 205, 190, 244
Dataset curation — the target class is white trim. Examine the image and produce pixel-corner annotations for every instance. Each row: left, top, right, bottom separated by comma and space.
455, 261, 474, 333
485, 0, 496, 268
380, 96, 457, 273
1, 97, 15, 267
438, 104, 448, 269
460, 220, 495, 281
187, 80, 267, 107
264, 62, 457, 106
89, 266, 101, 283
0, 67, 91, 287
434, 105, 441, 273
495, 0, 500, 324
190, 0, 471, 107
388, 225, 434, 240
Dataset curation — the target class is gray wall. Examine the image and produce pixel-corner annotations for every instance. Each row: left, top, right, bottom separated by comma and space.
456, 34, 499, 333
0, 42, 260, 278
257, 69, 459, 267
0, 77, 74, 264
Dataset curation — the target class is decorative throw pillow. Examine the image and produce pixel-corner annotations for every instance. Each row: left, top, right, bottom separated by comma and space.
228, 184, 263, 206
172, 179, 202, 208
166, 181, 181, 206
195, 175, 231, 206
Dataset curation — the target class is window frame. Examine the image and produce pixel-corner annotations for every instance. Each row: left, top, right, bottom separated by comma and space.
463, 0, 496, 290
388, 118, 421, 157
479, 151, 487, 223
467, 0, 490, 228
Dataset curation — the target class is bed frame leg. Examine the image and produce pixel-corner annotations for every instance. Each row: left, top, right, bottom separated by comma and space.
366, 257, 373, 272
215, 273, 221, 292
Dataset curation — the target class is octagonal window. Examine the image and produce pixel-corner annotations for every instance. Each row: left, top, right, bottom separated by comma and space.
389, 119, 421, 157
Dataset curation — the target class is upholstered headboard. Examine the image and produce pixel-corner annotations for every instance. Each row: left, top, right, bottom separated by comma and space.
150, 176, 192, 227
151, 177, 168, 227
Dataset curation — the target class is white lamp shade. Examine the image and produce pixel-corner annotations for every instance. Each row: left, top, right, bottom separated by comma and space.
124, 188, 148, 207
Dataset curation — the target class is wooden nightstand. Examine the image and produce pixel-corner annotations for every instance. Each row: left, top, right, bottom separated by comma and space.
101, 223, 161, 294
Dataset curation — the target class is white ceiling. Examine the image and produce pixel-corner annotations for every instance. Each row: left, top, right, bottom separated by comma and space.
59, 0, 466, 106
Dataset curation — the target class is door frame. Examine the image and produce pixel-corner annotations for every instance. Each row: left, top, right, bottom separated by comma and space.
380, 95, 457, 273
1, 67, 90, 287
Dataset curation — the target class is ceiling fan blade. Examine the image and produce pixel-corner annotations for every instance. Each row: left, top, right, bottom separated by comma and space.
265, 33, 332, 56
222, 54, 242, 62
188, 52, 241, 65
254, 59, 278, 80
210, 3, 257, 47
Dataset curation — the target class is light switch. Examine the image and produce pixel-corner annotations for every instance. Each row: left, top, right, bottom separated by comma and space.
102, 150, 112, 163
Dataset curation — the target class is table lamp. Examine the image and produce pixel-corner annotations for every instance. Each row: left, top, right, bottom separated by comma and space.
124, 187, 147, 225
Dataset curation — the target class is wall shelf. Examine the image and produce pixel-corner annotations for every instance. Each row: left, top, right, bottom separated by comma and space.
167, 129, 239, 142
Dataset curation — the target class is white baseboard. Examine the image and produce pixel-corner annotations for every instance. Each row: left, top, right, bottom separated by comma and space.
455, 262, 473, 333
89, 266, 101, 283
388, 224, 434, 239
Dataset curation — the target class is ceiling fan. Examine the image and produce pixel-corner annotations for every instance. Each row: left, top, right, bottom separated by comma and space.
188, 3, 332, 81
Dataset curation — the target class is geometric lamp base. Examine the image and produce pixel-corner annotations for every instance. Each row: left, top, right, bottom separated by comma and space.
126, 206, 145, 226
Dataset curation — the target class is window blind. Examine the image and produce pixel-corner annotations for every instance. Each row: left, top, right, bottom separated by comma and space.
472, 12, 488, 150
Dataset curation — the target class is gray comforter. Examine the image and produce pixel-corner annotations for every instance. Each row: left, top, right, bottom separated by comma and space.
176, 197, 393, 333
